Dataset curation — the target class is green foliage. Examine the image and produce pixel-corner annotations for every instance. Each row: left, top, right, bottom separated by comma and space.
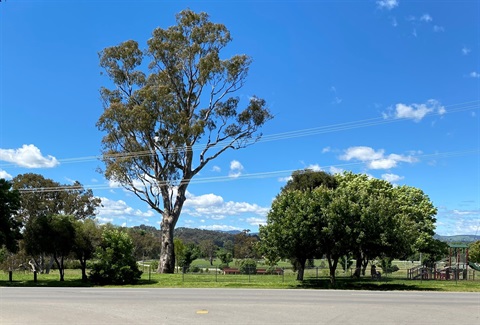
177, 243, 200, 271
233, 230, 260, 259
96, 9, 272, 273
379, 257, 400, 274
469, 241, 480, 263
0, 179, 22, 253
282, 169, 337, 192
216, 247, 233, 266
89, 229, 142, 285
239, 259, 257, 274
339, 256, 353, 272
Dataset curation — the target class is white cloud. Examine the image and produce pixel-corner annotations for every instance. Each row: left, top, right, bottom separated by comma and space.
420, 14, 432, 22
377, 0, 399, 10
341, 146, 384, 162
322, 147, 331, 153
0, 170, 12, 179
306, 164, 322, 172
383, 99, 446, 122
433, 25, 444, 32
211, 165, 221, 172
0, 144, 58, 168
229, 160, 244, 178
199, 224, 242, 231
470, 72, 480, 78
185, 192, 224, 207
278, 176, 292, 183
381, 173, 404, 183
462, 47, 471, 55
246, 217, 267, 227
183, 192, 269, 220
340, 146, 417, 170
329, 166, 343, 175
96, 197, 155, 220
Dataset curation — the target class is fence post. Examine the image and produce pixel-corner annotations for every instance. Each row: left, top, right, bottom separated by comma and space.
215, 267, 218, 282
9, 270, 12, 282
34, 271, 37, 283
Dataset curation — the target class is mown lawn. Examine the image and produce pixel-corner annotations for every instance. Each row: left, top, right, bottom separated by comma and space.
1, 268, 479, 292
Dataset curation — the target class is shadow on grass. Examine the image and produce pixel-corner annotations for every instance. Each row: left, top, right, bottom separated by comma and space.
295, 278, 439, 291
0, 279, 93, 287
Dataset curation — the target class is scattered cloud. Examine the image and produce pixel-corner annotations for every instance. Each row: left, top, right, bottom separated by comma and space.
470, 72, 480, 78
199, 224, 242, 231
391, 17, 398, 27
96, 197, 155, 220
183, 191, 269, 220
0, 144, 59, 168
381, 173, 404, 183
278, 176, 292, 183
246, 217, 267, 227
462, 47, 471, 55
306, 164, 322, 172
340, 146, 417, 170
435, 207, 480, 235
211, 165, 221, 172
376, 0, 399, 10
382, 99, 446, 122
420, 14, 432, 22
329, 166, 343, 174
229, 160, 244, 178
0, 170, 12, 179
322, 147, 331, 153
433, 25, 445, 32
412, 28, 417, 37
330, 86, 342, 105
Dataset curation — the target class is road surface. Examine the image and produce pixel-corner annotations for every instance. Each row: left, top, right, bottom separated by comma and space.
1, 288, 479, 324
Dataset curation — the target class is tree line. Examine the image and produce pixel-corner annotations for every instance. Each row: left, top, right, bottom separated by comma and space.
258, 170, 447, 283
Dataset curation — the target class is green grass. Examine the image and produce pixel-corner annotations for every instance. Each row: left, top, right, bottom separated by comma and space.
1, 268, 479, 292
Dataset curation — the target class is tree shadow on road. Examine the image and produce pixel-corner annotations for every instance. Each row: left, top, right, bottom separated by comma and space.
294, 278, 440, 291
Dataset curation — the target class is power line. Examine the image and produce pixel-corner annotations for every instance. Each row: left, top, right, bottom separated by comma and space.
2, 99, 479, 168
16, 148, 480, 193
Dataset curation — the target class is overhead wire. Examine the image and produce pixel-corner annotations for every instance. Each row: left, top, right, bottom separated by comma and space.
2, 99, 479, 168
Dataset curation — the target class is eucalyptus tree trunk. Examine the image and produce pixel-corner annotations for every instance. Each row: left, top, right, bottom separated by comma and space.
158, 217, 176, 273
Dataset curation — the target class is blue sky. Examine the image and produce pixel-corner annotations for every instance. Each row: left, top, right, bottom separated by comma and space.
0, 0, 479, 236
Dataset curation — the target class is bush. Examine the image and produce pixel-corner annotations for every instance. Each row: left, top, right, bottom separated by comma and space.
189, 265, 200, 273
218, 263, 229, 270
89, 229, 142, 285
239, 258, 257, 274
149, 260, 159, 272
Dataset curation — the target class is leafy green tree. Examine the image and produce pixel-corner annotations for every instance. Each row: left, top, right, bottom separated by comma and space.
23, 214, 76, 281
72, 219, 102, 282
96, 9, 272, 273
90, 229, 142, 285
178, 243, 199, 272
173, 237, 186, 273
234, 230, 260, 259
216, 247, 233, 267
468, 241, 480, 264
239, 258, 257, 274
0, 179, 22, 253
12, 174, 101, 273
199, 239, 217, 266
282, 169, 337, 192
260, 188, 330, 281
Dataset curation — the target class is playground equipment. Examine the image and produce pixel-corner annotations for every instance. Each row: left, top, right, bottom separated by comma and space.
408, 243, 474, 280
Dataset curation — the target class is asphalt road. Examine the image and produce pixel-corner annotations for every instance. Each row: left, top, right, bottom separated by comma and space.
1, 288, 479, 324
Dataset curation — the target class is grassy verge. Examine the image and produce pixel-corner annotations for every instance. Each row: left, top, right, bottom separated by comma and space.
1, 269, 479, 292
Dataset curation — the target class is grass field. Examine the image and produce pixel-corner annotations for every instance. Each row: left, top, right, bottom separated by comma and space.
1, 267, 479, 292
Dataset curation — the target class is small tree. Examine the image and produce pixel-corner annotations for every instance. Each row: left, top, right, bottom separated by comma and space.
178, 243, 199, 272
90, 229, 142, 285
0, 179, 22, 253
469, 241, 480, 263
72, 219, 102, 282
23, 214, 76, 281
239, 258, 257, 274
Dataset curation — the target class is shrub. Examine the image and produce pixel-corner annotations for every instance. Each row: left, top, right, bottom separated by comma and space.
239, 258, 257, 274
149, 260, 159, 272
89, 229, 142, 285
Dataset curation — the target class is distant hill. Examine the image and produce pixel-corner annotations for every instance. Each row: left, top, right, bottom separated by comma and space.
174, 227, 236, 247
434, 234, 479, 243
